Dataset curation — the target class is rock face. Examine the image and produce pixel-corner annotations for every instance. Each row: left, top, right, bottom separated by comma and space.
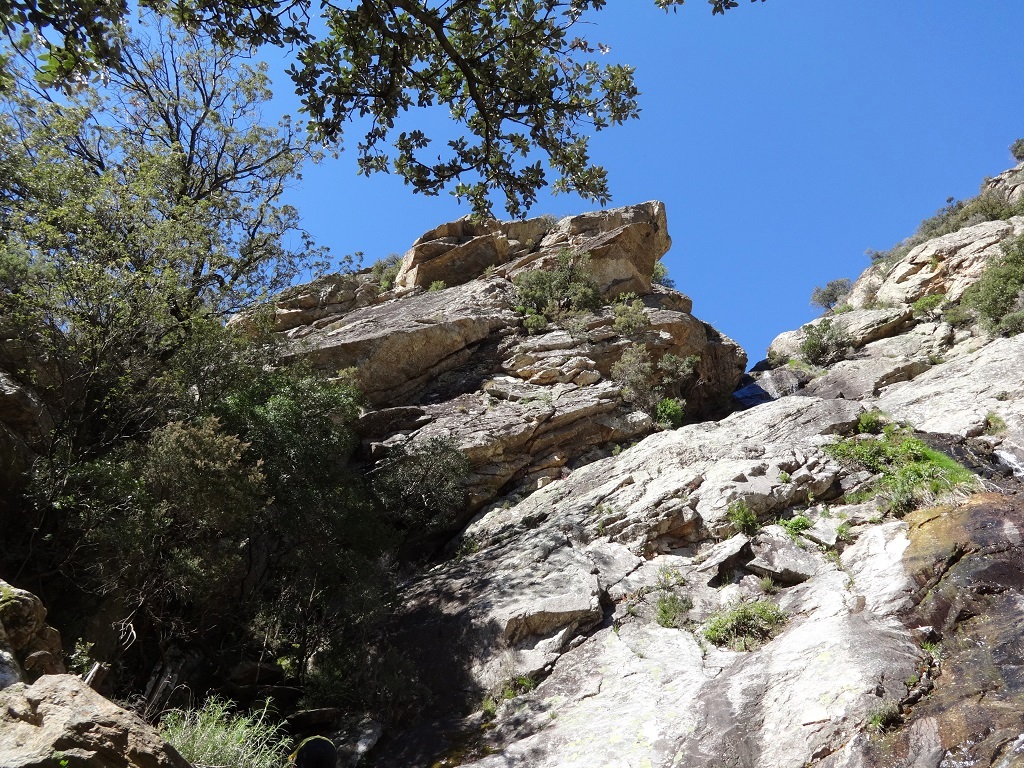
363, 158, 1024, 768
0, 581, 65, 690
0, 674, 191, 768
257, 201, 745, 511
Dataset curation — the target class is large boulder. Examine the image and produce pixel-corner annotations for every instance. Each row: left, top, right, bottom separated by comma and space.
0, 675, 191, 768
0, 581, 65, 690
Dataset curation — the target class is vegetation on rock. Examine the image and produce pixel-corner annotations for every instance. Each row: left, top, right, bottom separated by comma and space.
825, 426, 975, 515
161, 698, 291, 768
810, 278, 852, 310
703, 600, 786, 650
800, 318, 853, 366
513, 250, 602, 321
961, 234, 1024, 335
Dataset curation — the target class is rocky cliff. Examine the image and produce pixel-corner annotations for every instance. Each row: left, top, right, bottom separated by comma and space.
4, 158, 1024, 768
355, 161, 1024, 767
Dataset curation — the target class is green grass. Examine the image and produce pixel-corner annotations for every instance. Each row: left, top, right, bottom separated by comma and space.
865, 700, 901, 734
825, 426, 976, 515
161, 698, 291, 768
656, 593, 693, 629
703, 600, 786, 651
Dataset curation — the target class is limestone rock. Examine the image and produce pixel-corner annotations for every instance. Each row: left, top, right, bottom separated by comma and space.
0, 675, 191, 768
876, 335, 1024, 445
802, 356, 931, 400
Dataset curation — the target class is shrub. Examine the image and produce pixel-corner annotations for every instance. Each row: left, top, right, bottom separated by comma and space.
825, 427, 976, 515
612, 293, 651, 336
961, 234, 1024, 332
998, 311, 1024, 336
428, 280, 446, 291
656, 593, 692, 629
810, 278, 852, 310
941, 302, 974, 328
727, 499, 759, 535
1012, 138, 1024, 163
758, 577, 778, 595
371, 254, 402, 290
911, 293, 945, 318
703, 601, 786, 650
800, 318, 852, 366
512, 249, 602, 320
653, 261, 676, 289
857, 410, 887, 434
161, 698, 291, 768
778, 515, 812, 537
984, 412, 1008, 435
522, 310, 549, 335
372, 436, 470, 532
655, 397, 686, 429
611, 344, 657, 410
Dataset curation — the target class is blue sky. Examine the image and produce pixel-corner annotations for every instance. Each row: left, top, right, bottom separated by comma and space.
264, 0, 1024, 365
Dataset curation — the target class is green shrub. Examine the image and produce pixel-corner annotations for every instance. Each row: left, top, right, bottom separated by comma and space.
653, 261, 676, 289
984, 411, 1008, 435
512, 249, 602, 320
857, 410, 887, 434
727, 499, 759, 535
428, 280, 446, 291
612, 293, 651, 336
778, 515, 812, 537
911, 293, 945, 318
1012, 138, 1024, 163
833, 303, 854, 314
825, 427, 975, 515
917, 192, 1023, 242
703, 601, 786, 650
998, 311, 1024, 336
655, 397, 686, 429
656, 593, 692, 629
611, 344, 657, 410
810, 278, 852, 310
961, 234, 1024, 332
522, 310, 549, 334
800, 318, 852, 366
500, 675, 537, 700
941, 302, 975, 328
161, 698, 291, 768
371, 254, 402, 290
758, 576, 778, 595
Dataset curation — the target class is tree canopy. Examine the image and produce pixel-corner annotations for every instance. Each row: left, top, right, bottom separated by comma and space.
1, 0, 766, 216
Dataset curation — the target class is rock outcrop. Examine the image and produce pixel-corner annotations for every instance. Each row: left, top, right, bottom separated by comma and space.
1, 581, 65, 690
364, 158, 1024, 768
0, 675, 191, 768
254, 201, 745, 511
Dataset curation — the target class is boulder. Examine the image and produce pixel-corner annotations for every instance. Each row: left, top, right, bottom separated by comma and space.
746, 525, 820, 584
0, 581, 65, 690
0, 675, 191, 768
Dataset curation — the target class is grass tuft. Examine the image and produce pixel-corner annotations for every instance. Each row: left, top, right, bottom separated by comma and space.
161, 698, 291, 768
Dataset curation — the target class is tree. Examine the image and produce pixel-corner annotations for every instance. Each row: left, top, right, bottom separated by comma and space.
1, 0, 766, 217
0, 15, 321, 454
810, 278, 852, 310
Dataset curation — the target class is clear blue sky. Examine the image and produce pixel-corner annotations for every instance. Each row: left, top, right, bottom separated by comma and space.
263, 0, 1024, 365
